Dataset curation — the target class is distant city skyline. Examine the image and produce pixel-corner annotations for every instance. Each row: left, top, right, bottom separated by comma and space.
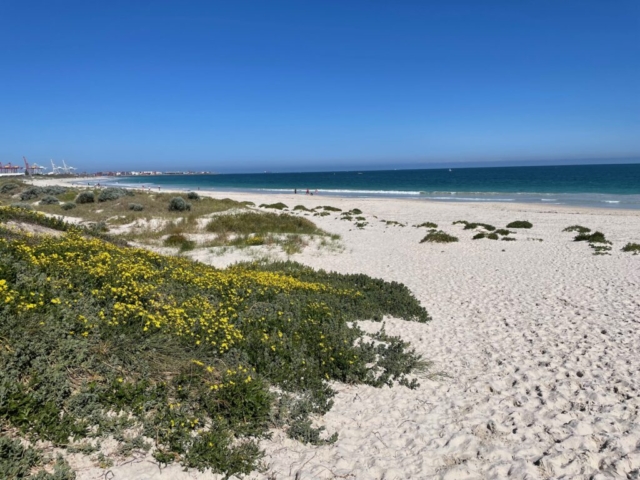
1, 1, 638, 173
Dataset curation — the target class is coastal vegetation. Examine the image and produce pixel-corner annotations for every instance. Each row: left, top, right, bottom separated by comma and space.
622, 243, 640, 254
420, 230, 458, 243
382, 219, 406, 227
506, 220, 533, 229
0, 206, 429, 477
259, 202, 288, 210
414, 222, 438, 228
453, 220, 496, 231
75, 191, 95, 204
564, 225, 591, 234
168, 196, 191, 212
572, 230, 612, 255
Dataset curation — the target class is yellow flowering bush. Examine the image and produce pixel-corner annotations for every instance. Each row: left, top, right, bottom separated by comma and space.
0, 207, 429, 476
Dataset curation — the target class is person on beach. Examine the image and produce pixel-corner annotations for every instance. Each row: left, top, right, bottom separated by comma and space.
294, 188, 297, 194
306, 189, 309, 195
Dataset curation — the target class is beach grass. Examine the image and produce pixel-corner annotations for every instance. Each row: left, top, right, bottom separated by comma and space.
259, 202, 288, 210
420, 230, 458, 243
414, 222, 438, 228
453, 220, 496, 231
563, 225, 591, 234
622, 242, 640, 254
506, 220, 533, 229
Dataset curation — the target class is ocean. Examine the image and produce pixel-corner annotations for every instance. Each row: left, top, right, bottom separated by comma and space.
106, 163, 640, 210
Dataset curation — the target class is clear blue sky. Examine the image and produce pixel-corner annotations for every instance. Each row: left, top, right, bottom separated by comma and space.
0, 0, 638, 173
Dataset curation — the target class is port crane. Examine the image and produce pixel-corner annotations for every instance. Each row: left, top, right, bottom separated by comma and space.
23, 157, 46, 175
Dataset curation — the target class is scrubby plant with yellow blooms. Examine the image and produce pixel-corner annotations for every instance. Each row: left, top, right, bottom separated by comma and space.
0, 206, 429, 477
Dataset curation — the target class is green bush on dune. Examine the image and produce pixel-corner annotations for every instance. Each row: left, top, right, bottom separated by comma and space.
40, 195, 60, 205
506, 220, 532, 229
420, 230, 458, 243
564, 225, 591, 234
75, 191, 95, 204
0, 183, 20, 194
168, 196, 191, 212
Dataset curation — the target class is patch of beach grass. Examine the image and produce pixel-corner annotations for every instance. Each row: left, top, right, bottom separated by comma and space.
564, 225, 591, 234
414, 222, 438, 229
622, 242, 640, 254
506, 220, 533, 229
574, 230, 612, 255
259, 202, 288, 210
453, 220, 496, 231
472, 232, 499, 240
382, 219, 406, 227
420, 230, 458, 243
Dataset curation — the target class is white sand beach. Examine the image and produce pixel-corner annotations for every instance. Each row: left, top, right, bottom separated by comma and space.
27, 178, 640, 479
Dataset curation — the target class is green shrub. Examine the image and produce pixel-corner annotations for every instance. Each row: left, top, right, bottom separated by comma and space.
75, 191, 95, 204
41, 186, 67, 196
506, 220, 532, 229
574, 231, 609, 244
293, 205, 311, 212
10, 202, 33, 210
259, 202, 288, 210
0, 182, 20, 194
383, 220, 405, 227
61, 202, 77, 211
420, 230, 458, 243
318, 205, 341, 212
20, 187, 42, 201
129, 203, 144, 211
98, 188, 130, 202
40, 195, 60, 205
453, 220, 495, 231
415, 222, 438, 229
168, 196, 191, 212
494, 229, 511, 236
502, 237, 516, 241
472, 232, 498, 240
622, 243, 640, 254
86, 221, 109, 233
241, 201, 255, 207
564, 225, 591, 233
349, 208, 363, 215
187, 191, 201, 200
0, 436, 75, 480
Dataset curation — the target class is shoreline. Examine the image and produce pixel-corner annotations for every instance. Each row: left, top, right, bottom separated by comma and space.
27, 175, 640, 216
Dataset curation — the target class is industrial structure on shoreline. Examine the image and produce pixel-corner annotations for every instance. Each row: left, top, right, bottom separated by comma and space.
0, 157, 77, 176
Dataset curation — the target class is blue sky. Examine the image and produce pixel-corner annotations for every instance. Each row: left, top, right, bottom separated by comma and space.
0, 0, 638, 173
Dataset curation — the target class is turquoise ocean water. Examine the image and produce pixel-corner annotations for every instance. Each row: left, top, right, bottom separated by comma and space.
106, 163, 640, 210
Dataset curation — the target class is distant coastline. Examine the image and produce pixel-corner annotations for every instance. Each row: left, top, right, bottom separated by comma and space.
94, 163, 640, 210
